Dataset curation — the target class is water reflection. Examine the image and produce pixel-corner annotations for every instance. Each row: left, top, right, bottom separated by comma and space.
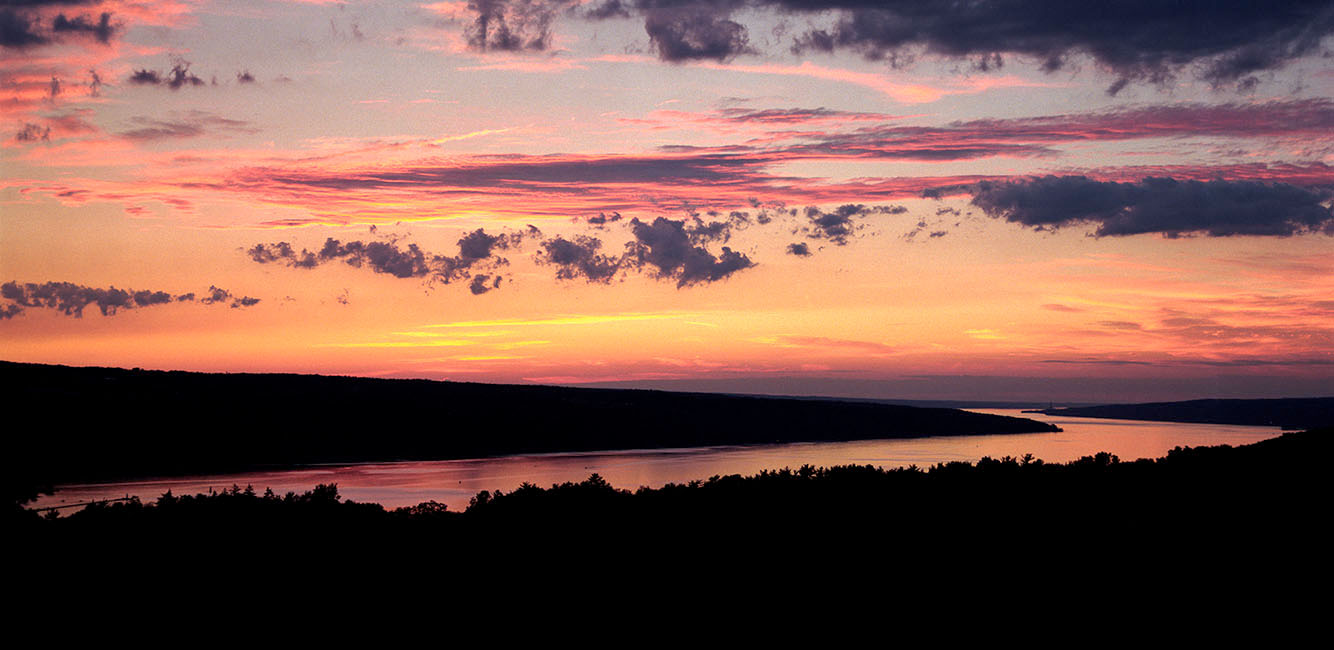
32, 410, 1281, 512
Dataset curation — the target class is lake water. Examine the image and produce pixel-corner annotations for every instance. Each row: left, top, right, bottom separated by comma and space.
31, 410, 1283, 513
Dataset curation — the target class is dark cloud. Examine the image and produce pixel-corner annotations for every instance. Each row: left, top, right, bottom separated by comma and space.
51, 11, 112, 43
198, 285, 261, 309
248, 238, 434, 278
1, 280, 132, 317
535, 234, 624, 282
644, 9, 752, 62
166, 61, 205, 89
626, 217, 754, 287
132, 290, 173, 307
236, 70, 255, 84
248, 242, 318, 268
585, 1, 755, 61
583, 0, 631, 19
801, 204, 861, 245
2, 6, 115, 50
0, 2, 104, 7
128, 69, 162, 85
15, 122, 50, 142
128, 60, 205, 90
900, 218, 927, 242
800, 204, 903, 244
586, 211, 622, 226
320, 239, 433, 279
786, 242, 811, 256
248, 241, 293, 263
682, 212, 746, 243
0, 281, 257, 318
537, 212, 754, 286
0, 9, 47, 49
468, 274, 502, 295
968, 176, 1334, 237
583, 2, 1333, 88
248, 229, 533, 293
784, 0, 1334, 91
435, 228, 515, 282
198, 286, 226, 304
456, 228, 510, 261
465, 0, 574, 52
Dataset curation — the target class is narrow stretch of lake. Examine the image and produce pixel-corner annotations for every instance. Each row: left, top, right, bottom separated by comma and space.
33, 410, 1282, 512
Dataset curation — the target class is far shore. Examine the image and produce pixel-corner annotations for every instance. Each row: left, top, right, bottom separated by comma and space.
5, 360, 1058, 489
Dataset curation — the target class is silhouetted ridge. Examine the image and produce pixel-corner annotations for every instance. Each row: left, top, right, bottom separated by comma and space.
1040, 397, 1334, 429
13, 429, 1328, 590
1, 361, 1057, 488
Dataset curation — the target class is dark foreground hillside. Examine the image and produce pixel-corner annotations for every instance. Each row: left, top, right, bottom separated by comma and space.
1040, 397, 1334, 429
14, 428, 1328, 576
2, 361, 1056, 488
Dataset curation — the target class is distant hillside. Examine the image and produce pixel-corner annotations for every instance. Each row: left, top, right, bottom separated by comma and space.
1039, 398, 1334, 430
2, 361, 1058, 487
764, 396, 1099, 409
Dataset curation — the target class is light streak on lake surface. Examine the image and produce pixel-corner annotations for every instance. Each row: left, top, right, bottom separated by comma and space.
33, 410, 1282, 512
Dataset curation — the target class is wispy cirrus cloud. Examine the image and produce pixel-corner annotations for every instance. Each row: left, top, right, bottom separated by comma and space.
756, 335, 897, 356
619, 106, 911, 131
118, 111, 258, 141
9, 97, 1334, 231
176, 100, 1334, 223
690, 60, 1044, 104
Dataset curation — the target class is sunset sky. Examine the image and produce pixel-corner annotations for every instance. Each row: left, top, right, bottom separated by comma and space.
3, 1, 1332, 402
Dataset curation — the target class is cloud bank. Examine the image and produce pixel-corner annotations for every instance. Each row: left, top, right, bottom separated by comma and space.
1, 281, 259, 319
247, 228, 538, 292
967, 176, 1334, 237
580, 1, 1334, 90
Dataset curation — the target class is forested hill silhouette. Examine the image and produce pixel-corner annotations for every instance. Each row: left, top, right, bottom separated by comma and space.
13, 428, 1329, 592
3, 361, 1057, 487
1039, 397, 1334, 430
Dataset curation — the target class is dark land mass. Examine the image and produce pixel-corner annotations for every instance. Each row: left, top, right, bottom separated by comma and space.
2, 360, 1057, 490
13, 427, 1328, 593
1038, 397, 1334, 429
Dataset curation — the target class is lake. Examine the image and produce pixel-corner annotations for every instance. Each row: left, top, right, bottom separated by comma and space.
31, 410, 1283, 513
